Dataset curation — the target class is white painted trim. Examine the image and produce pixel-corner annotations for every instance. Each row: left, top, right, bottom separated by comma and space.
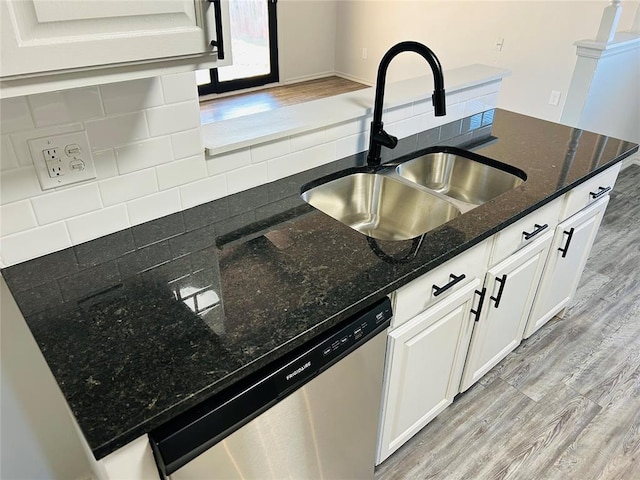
280, 71, 337, 86
575, 32, 640, 59
334, 70, 375, 87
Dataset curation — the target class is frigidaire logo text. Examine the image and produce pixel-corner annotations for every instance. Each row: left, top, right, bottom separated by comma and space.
286, 361, 311, 381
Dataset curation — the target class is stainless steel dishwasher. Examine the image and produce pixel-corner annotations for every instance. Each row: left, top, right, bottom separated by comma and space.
149, 297, 392, 480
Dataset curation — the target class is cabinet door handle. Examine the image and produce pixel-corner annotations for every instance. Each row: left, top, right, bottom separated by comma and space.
208, 0, 225, 60
432, 273, 466, 297
558, 227, 575, 258
522, 223, 548, 241
589, 186, 611, 199
490, 274, 507, 308
470, 287, 487, 322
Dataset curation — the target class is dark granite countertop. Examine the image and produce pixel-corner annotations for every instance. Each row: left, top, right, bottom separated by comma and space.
2, 109, 637, 460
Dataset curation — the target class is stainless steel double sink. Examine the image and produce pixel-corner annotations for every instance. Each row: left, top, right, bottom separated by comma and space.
301, 148, 526, 241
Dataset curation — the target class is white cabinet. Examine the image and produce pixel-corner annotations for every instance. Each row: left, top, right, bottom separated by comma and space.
377, 279, 482, 464
459, 229, 553, 391
0, 0, 231, 97
391, 241, 491, 328
524, 196, 609, 338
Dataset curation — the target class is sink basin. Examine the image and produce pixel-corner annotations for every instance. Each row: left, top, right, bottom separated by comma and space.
396, 151, 525, 206
301, 172, 461, 241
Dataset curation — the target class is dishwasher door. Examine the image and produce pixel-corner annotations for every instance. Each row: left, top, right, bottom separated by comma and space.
172, 330, 387, 479
150, 297, 392, 480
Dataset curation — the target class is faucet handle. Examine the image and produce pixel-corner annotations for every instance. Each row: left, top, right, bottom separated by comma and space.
373, 128, 398, 149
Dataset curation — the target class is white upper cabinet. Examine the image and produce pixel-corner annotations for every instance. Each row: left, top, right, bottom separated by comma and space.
0, 0, 231, 96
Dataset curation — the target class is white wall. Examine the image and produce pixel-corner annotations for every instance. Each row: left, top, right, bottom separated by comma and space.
277, 0, 337, 83
334, 1, 639, 122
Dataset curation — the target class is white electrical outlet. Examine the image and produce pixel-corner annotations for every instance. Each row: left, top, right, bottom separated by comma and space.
548, 90, 562, 106
28, 131, 96, 190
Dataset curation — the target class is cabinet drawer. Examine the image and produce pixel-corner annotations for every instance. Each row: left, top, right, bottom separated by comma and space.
391, 239, 490, 328
561, 163, 621, 221
490, 196, 563, 266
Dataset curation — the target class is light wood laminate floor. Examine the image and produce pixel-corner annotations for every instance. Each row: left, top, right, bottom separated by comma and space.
375, 164, 640, 480
199, 76, 368, 123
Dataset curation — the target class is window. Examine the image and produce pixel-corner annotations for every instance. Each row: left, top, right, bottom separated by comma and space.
197, 0, 279, 96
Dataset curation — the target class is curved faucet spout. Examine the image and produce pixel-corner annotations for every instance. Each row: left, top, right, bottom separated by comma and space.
367, 41, 446, 166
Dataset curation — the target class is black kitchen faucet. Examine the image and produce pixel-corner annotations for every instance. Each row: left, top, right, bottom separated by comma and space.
366, 41, 447, 167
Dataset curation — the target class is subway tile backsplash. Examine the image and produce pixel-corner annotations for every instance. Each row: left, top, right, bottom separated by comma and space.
0, 69, 500, 267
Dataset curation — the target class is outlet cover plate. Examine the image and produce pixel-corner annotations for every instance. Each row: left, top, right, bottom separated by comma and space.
28, 131, 96, 190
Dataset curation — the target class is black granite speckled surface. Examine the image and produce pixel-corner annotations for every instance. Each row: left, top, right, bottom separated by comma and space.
2, 109, 637, 459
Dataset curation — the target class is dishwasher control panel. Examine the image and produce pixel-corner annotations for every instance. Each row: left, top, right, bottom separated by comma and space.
276, 298, 392, 394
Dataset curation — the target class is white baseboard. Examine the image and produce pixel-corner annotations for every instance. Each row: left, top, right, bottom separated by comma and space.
334, 70, 374, 87
280, 71, 337, 86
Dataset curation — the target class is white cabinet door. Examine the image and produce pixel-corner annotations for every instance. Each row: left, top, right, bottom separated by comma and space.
377, 279, 481, 464
524, 196, 610, 338
459, 230, 553, 392
0, 0, 229, 78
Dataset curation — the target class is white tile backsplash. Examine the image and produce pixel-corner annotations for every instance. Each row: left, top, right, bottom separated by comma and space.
31, 183, 102, 225
86, 112, 149, 150
66, 204, 129, 245
156, 154, 206, 190
100, 77, 164, 115
162, 72, 198, 104
388, 116, 422, 140
336, 131, 369, 159
250, 138, 291, 163
227, 163, 269, 195
325, 119, 362, 141
146, 101, 200, 137
171, 129, 203, 160
98, 169, 158, 206
413, 99, 434, 116
27, 87, 104, 127
290, 129, 327, 151
206, 148, 252, 176
0, 97, 34, 133
384, 104, 414, 123
179, 175, 227, 209
126, 189, 181, 226
0, 73, 501, 266
93, 149, 119, 180
115, 137, 173, 174
0, 135, 18, 171
0, 200, 37, 236
0, 167, 43, 204
267, 143, 336, 181
1, 222, 71, 265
